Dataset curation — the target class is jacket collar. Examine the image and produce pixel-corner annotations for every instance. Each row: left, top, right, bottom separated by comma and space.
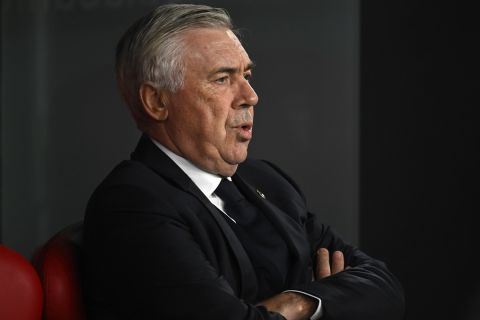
131, 134, 195, 192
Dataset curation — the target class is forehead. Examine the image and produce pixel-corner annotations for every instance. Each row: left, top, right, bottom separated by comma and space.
180, 27, 251, 69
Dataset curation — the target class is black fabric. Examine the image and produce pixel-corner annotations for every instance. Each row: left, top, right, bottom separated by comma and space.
215, 179, 244, 209
83, 135, 405, 320
215, 179, 291, 301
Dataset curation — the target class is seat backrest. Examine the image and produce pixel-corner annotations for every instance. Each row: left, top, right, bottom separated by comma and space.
33, 222, 85, 320
0, 245, 43, 320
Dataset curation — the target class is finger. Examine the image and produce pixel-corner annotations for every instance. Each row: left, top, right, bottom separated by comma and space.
331, 250, 345, 274
316, 248, 331, 279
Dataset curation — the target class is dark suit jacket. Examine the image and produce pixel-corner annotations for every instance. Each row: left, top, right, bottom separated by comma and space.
83, 135, 405, 320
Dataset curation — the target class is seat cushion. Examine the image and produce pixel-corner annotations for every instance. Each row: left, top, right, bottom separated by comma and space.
0, 245, 43, 320
33, 222, 85, 320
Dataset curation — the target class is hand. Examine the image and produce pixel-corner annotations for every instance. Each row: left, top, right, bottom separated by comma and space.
257, 292, 317, 320
315, 248, 346, 279
257, 248, 347, 319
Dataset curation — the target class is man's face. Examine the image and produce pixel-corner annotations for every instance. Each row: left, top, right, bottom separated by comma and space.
161, 28, 258, 176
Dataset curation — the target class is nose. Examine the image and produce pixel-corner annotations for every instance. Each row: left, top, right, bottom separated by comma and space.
238, 78, 259, 108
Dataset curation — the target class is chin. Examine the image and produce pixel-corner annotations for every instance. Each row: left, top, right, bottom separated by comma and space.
217, 153, 247, 177
234, 144, 249, 161
220, 165, 238, 177
231, 150, 248, 164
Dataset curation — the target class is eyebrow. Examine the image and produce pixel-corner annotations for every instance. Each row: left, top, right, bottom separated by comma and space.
209, 61, 255, 76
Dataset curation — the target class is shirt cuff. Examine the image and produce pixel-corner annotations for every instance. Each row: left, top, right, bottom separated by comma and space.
283, 290, 323, 320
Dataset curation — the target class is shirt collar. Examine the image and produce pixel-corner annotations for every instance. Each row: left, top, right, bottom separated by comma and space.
150, 138, 225, 198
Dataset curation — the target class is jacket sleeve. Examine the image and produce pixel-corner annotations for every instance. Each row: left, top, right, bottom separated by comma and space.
261, 160, 405, 320
83, 184, 286, 320
292, 213, 406, 320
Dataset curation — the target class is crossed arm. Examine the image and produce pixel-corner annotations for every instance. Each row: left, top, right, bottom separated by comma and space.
85, 175, 404, 319
258, 248, 346, 320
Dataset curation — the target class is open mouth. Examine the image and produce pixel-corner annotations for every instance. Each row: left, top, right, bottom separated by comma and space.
234, 122, 253, 140
241, 124, 252, 132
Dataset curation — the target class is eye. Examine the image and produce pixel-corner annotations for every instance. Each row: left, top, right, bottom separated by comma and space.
244, 72, 253, 82
215, 76, 229, 84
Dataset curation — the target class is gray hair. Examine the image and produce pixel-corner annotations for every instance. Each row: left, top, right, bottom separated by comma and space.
115, 4, 232, 124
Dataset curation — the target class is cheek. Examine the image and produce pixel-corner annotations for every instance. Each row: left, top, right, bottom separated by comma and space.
210, 106, 233, 134
183, 86, 233, 137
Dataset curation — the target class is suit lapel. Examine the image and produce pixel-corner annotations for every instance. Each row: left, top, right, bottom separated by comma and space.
184, 184, 258, 300
131, 135, 258, 300
232, 173, 311, 278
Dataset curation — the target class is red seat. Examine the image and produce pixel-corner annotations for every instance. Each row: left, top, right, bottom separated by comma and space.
0, 245, 43, 320
33, 222, 85, 320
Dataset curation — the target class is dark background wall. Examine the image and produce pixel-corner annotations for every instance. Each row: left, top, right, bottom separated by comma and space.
360, 2, 479, 320
1, 0, 359, 257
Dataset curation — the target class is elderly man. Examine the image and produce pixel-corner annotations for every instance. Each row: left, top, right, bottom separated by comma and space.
83, 4, 404, 320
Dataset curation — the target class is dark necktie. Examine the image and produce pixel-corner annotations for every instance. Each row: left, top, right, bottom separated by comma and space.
215, 178, 255, 223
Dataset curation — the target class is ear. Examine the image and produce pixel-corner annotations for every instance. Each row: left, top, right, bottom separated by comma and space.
139, 82, 169, 121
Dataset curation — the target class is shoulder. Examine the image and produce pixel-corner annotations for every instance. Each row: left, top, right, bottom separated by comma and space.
95, 160, 165, 190
238, 158, 307, 204
85, 160, 189, 220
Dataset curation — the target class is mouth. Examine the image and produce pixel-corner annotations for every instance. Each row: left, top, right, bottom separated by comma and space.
235, 122, 253, 140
